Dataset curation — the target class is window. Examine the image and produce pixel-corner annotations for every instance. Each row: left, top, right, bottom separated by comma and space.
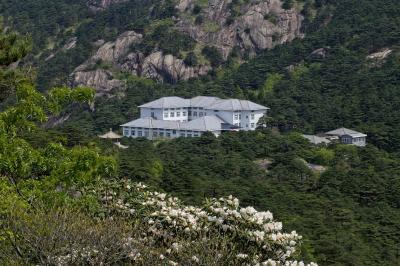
199, 112, 204, 117
177, 112, 181, 117
193, 111, 198, 116
170, 112, 175, 117
234, 114, 239, 120
138, 131, 142, 137
214, 110, 219, 112
251, 114, 255, 120
151, 112, 155, 118
173, 130, 176, 134
187, 134, 192, 137
342, 137, 350, 144
239, 114, 241, 119
188, 111, 192, 116
144, 131, 149, 137
164, 112, 168, 118
131, 128, 135, 136
123, 129, 130, 136
166, 132, 171, 137
159, 132, 164, 137
182, 111, 187, 116
153, 131, 158, 137
251, 123, 255, 128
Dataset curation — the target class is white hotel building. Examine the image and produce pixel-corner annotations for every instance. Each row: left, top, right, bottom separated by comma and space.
121, 96, 269, 139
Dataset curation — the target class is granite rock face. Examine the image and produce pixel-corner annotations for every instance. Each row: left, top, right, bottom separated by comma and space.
72, 0, 304, 92
92, 31, 143, 62
176, 0, 304, 58
70, 31, 142, 96
72, 69, 125, 97
71, 31, 210, 94
121, 52, 211, 83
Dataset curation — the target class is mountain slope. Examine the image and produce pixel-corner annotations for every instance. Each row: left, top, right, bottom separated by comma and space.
1, 1, 400, 265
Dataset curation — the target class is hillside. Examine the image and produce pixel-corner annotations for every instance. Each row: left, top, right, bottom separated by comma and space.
1, 0, 400, 265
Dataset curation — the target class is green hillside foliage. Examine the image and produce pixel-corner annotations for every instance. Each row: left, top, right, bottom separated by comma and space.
1, 0, 400, 265
106, 131, 400, 265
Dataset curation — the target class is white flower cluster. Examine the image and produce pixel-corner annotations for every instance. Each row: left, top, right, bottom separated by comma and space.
206, 196, 306, 264
49, 247, 104, 265
91, 181, 317, 266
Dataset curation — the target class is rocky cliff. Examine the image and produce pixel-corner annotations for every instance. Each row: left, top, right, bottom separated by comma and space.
176, 0, 303, 58
71, 31, 211, 95
72, 0, 303, 94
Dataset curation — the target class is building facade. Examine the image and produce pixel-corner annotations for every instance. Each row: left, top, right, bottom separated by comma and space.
304, 128, 367, 147
121, 96, 269, 139
325, 128, 367, 147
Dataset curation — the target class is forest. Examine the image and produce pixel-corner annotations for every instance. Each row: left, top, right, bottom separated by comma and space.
1, 0, 400, 265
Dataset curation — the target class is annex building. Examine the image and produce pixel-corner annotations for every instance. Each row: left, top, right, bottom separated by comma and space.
121, 96, 269, 139
303, 127, 367, 147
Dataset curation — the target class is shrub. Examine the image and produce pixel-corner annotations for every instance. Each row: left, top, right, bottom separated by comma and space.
184, 52, 199, 66
282, 0, 294, 10
192, 4, 202, 15
202, 46, 223, 67
195, 15, 204, 25
264, 13, 279, 24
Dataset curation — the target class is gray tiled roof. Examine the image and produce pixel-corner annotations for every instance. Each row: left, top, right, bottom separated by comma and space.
325, 128, 367, 137
190, 96, 220, 107
121, 116, 229, 132
208, 99, 269, 111
303, 135, 331, 145
121, 117, 181, 130
182, 116, 226, 131
138, 96, 190, 108
138, 96, 269, 111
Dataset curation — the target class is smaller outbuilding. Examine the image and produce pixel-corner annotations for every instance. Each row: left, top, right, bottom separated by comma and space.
303, 128, 367, 147
324, 127, 367, 147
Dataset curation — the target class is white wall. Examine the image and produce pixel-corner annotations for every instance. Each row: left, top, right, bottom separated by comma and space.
240, 110, 267, 131
204, 109, 267, 130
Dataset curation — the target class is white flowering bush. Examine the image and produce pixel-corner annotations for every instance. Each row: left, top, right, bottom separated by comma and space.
1, 179, 317, 265
82, 179, 318, 266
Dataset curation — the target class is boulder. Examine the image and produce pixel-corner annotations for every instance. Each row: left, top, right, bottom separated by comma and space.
71, 69, 125, 97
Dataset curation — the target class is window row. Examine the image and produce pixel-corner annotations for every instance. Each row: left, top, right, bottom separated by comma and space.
162, 107, 204, 111
234, 113, 256, 120
164, 111, 188, 118
233, 123, 256, 128
124, 128, 201, 138
163, 111, 206, 118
